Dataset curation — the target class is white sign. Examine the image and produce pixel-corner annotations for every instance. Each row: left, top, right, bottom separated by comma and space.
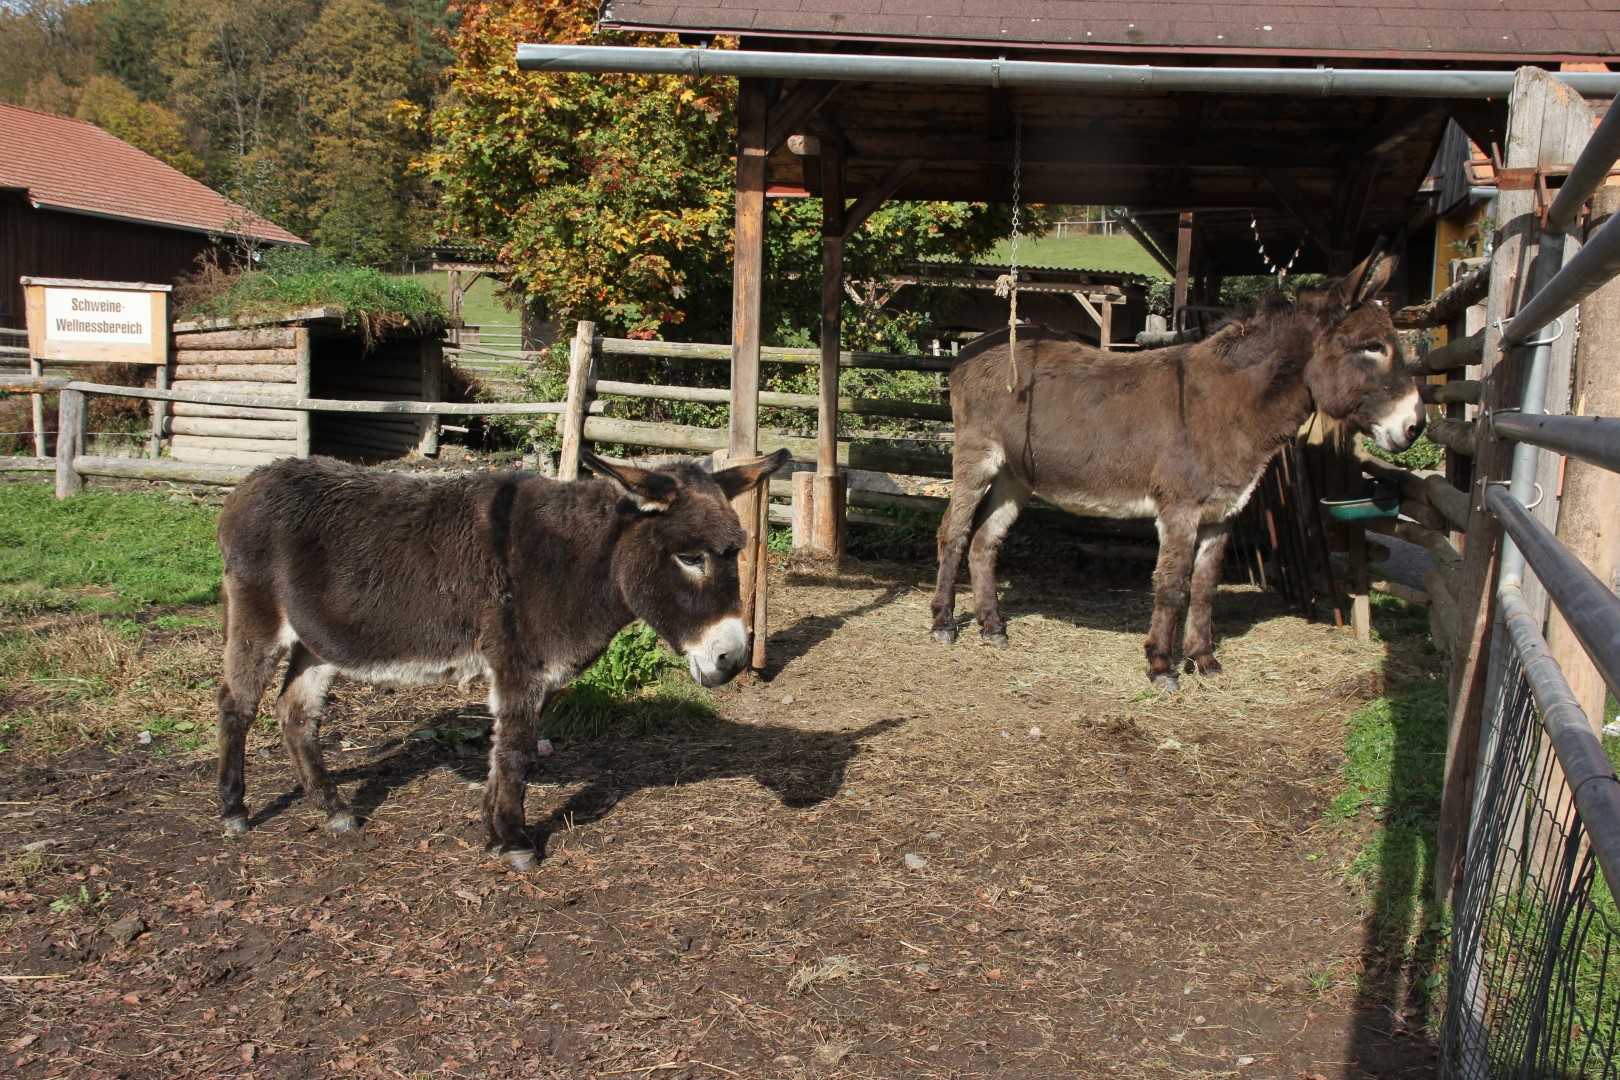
42, 287, 154, 345
22, 278, 169, 364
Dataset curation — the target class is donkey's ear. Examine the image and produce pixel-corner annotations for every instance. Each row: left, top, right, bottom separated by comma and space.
713, 448, 792, 499
581, 451, 679, 512
1347, 240, 1397, 307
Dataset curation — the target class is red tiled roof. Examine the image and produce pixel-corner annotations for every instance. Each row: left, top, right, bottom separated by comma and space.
0, 103, 306, 245
598, 0, 1620, 62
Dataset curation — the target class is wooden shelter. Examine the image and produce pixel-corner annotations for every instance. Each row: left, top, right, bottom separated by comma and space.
168, 310, 444, 467
524, 1, 1620, 659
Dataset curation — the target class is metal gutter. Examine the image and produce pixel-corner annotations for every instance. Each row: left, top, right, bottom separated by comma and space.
516, 45, 1620, 98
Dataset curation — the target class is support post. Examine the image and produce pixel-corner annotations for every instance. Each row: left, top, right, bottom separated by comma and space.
557, 320, 598, 480
805, 138, 848, 555
29, 356, 45, 458
294, 327, 312, 457
732, 79, 770, 665
417, 336, 442, 458
1173, 212, 1194, 331
55, 387, 85, 498
149, 359, 169, 459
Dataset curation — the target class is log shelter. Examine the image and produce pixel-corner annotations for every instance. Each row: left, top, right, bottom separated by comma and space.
523, 1, 1620, 660
168, 309, 445, 468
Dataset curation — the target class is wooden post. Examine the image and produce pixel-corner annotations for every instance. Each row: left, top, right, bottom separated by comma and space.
1543, 185, 1620, 766
1173, 212, 1194, 331
803, 139, 848, 556
557, 320, 598, 481
1434, 68, 1593, 905
1099, 295, 1114, 351
732, 79, 769, 664
55, 387, 85, 498
294, 327, 312, 457
149, 360, 169, 459
417, 336, 443, 458
29, 356, 45, 458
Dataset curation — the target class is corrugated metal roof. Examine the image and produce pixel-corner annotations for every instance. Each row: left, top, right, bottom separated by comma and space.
599, 0, 1620, 62
0, 103, 306, 245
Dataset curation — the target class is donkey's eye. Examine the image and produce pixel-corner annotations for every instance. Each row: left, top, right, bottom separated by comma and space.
1359, 341, 1390, 356
675, 552, 706, 570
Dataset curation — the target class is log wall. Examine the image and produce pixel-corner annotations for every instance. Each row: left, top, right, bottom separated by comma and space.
169, 326, 306, 467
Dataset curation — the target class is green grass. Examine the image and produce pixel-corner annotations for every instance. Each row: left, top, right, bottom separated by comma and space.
395, 268, 518, 331
0, 483, 222, 614
984, 230, 1169, 279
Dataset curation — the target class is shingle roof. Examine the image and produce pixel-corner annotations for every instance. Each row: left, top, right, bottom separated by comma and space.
599, 0, 1620, 62
0, 104, 306, 245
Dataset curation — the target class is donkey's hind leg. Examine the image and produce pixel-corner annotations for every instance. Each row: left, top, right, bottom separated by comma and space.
931, 445, 1005, 644
1145, 510, 1201, 691
967, 471, 1031, 647
1182, 522, 1231, 677
276, 644, 352, 833
217, 579, 285, 836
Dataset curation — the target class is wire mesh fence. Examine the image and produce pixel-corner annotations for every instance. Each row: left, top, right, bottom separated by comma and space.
1443, 653, 1620, 1078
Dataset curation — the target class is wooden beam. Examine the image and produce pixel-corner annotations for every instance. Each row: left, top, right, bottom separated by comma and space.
766, 80, 843, 154
840, 158, 923, 241
732, 78, 770, 667
1173, 213, 1193, 330
1343, 99, 1447, 160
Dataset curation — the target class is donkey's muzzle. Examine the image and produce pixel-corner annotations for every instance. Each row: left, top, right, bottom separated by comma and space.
685, 617, 750, 687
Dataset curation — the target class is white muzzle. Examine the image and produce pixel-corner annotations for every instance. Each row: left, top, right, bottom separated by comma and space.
685, 617, 750, 687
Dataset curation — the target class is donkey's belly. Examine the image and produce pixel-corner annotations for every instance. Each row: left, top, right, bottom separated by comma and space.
1038, 487, 1158, 520
278, 620, 493, 689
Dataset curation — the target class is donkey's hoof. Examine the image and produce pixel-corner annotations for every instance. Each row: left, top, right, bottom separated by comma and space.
980, 629, 1009, 648
503, 847, 539, 872
1194, 658, 1223, 679
1150, 672, 1181, 693
931, 626, 959, 645
327, 811, 358, 834
223, 815, 249, 837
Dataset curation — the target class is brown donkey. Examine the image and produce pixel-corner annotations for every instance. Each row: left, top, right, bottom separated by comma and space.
930, 248, 1423, 689
215, 449, 788, 868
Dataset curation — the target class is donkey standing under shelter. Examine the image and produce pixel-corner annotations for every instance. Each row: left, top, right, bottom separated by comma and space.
215, 449, 788, 869
930, 248, 1423, 689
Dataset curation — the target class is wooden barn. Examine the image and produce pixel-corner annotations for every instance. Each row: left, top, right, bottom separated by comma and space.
0, 103, 305, 333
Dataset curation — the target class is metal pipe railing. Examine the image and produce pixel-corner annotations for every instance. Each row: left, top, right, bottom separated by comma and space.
1501, 215, 1620, 348
1545, 92, 1620, 235
1490, 412, 1620, 475
1497, 582, 1620, 902
1485, 484, 1620, 701
514, 46, 1620, 99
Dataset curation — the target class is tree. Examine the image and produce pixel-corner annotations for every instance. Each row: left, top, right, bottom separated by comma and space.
75, 74, 204, 177
427, 0, 1022, 347
0, 0, 108, 112
293, 0, 436, 264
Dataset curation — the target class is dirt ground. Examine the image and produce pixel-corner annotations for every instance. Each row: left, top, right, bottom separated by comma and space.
0, 553, 1439, 1079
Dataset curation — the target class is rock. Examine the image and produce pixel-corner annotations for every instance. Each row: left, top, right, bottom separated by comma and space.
904, 853, 927, 870
136, 731, 153, 746
108, 914, 146, 943
535, 738, 554, 758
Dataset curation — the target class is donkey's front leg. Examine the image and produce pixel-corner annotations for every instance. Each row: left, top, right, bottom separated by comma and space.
482, 676, 545, 870
1182, 522, 1231, 677
1146, 511, 1200, 691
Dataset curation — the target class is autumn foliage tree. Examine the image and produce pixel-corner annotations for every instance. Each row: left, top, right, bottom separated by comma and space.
427, 0, 1024, 347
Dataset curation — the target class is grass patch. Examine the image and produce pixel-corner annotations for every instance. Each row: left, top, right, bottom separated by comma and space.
181, 247, 446, 346
1330, 597, 1451, 1017
543, 622, 716, 741
0, 483, 222, 613
983, 231, 1169, 279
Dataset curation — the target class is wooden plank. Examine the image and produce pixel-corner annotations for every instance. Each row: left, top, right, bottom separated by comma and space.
73, 455, 251, 485
174, 364, 298, 384
1411, 330, 1485, 374
171, 433, 300, 455
1421, 379, 1482, 405
1427, 417, 1478, 457
598, 336, 952, 373
172, 347, 301, 365
172, 402, 302, 421
733, 79, 769, 667
0, 456, 53, 473
171, 416, 299, 439
169, 444, 286, 467
1394, 261, 1492, 329
584, 416, 952, 479
1545, 184, 1620, 746
173, 327, 299, 350
295, 328, 312, 457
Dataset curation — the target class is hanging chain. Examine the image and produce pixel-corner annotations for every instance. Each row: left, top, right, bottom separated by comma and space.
1250, 214, 1303, 284
996, 111, 1024, 392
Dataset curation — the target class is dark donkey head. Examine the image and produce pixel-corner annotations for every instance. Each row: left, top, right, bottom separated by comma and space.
1290, 246, 1425, 453
581, 448, 790, 687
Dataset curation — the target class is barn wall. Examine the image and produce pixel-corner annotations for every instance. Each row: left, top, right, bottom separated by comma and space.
0, 194, 219, 331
